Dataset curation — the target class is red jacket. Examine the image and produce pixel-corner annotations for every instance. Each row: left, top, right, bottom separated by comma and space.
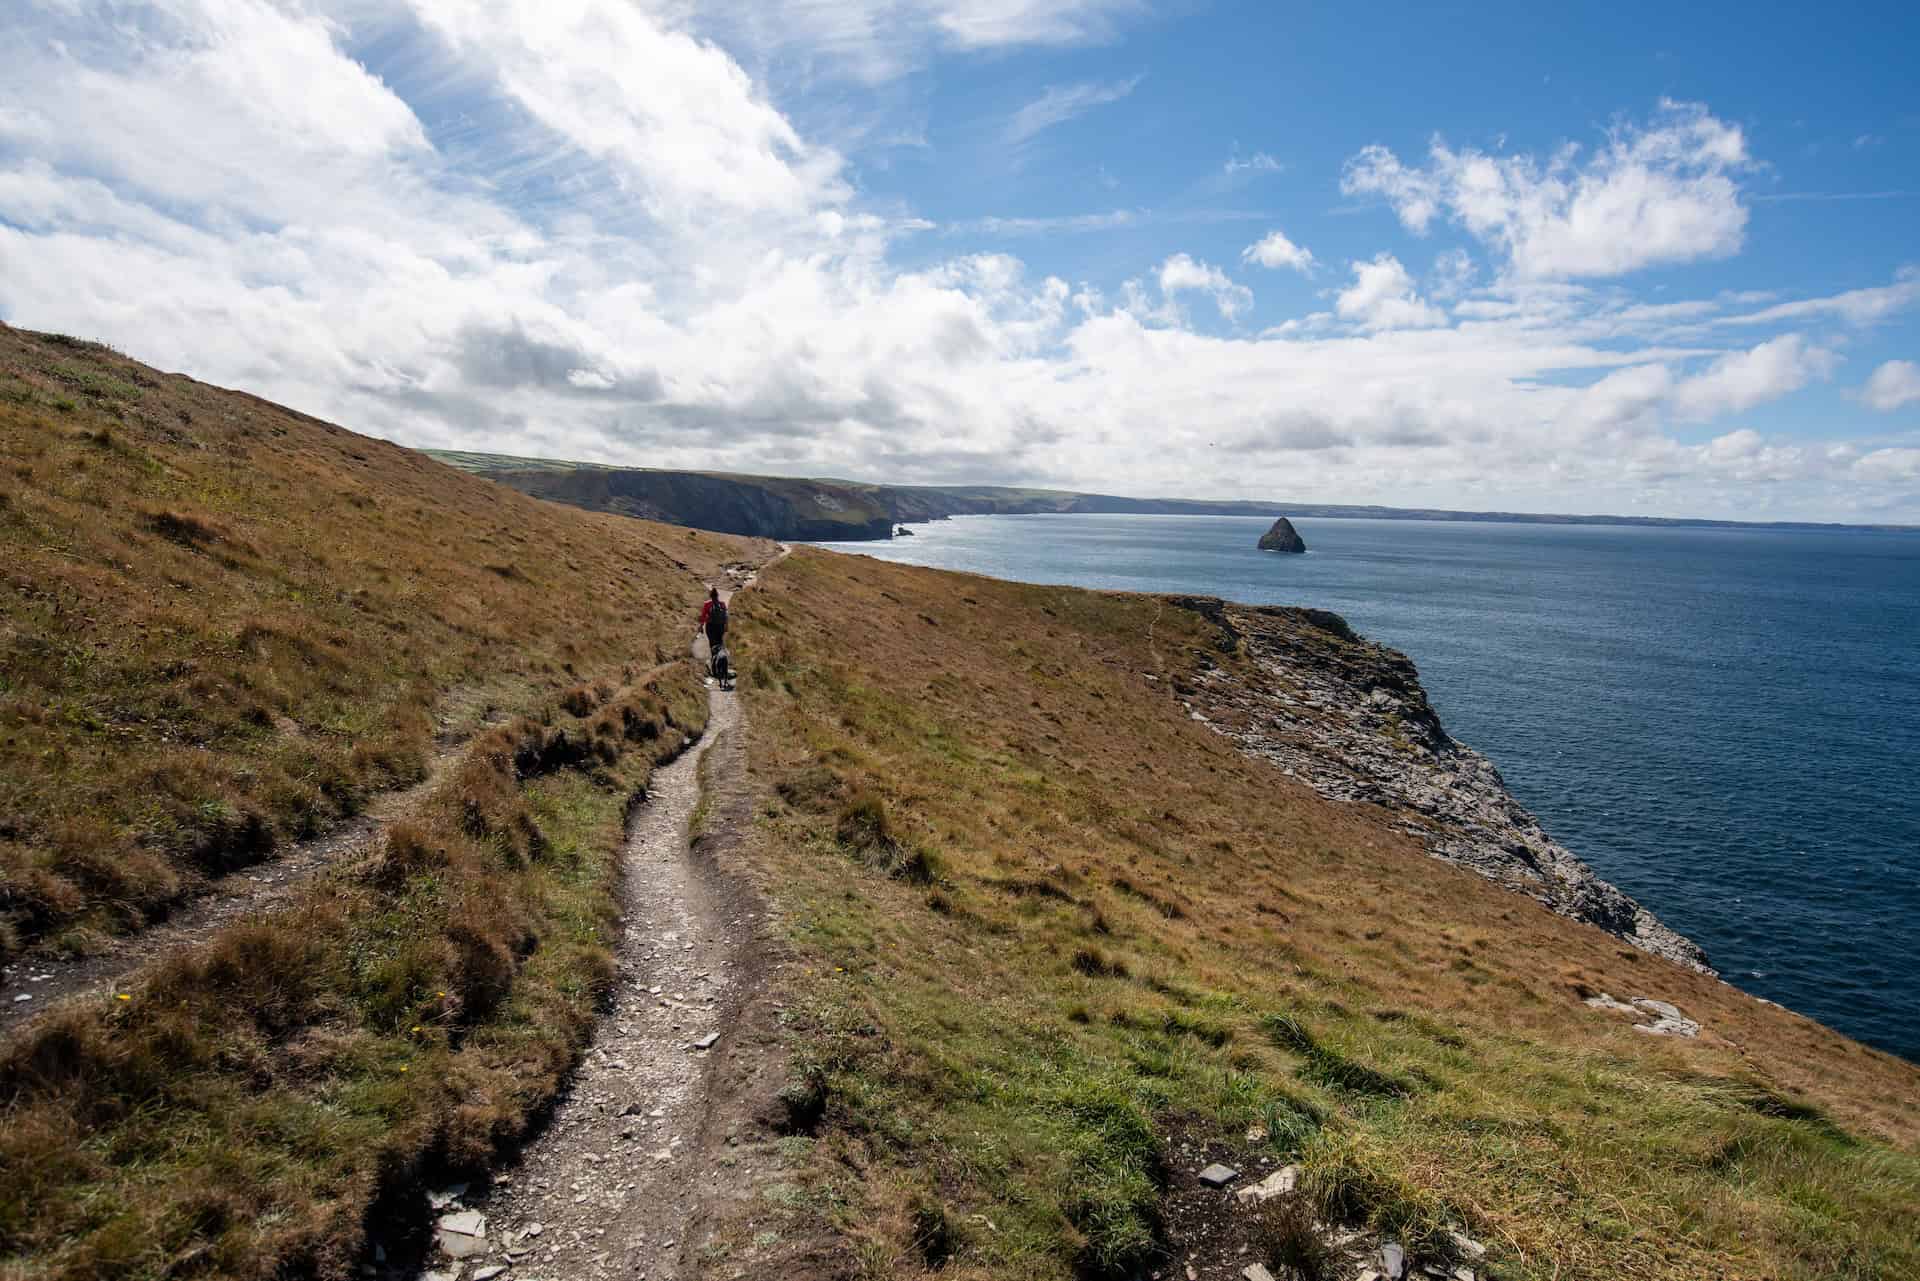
699, 599, 719, 627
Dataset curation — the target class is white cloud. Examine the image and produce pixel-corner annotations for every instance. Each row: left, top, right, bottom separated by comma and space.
1852, 447, 1920, 484
412, 0, 847, 223
1668, 335, 1836, 421
1004, 75, 1141, 144
1721, 267, 1920, 327
1241, 229, 1315, 273
1859, 359, 1920, 411
1157, 253, 1252, 320
0, 2, 1916, 523
1335, 255, 1447, 329
1224, 151, 1283, 176
951, 209, 1139, 235
1342, 100, 1752, 279
929, 0, 1148, 50
1429, 248, 1476, 299
685, 0, 1150, 84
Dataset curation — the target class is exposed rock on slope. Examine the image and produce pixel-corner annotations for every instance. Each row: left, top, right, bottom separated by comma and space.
1258, 516, 1306, 552
1170, 598, 1712, 972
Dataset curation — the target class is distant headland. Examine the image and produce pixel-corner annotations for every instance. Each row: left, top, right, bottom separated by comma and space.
425, 450, 1920, 542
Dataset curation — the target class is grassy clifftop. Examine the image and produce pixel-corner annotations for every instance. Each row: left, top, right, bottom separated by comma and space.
720, 547, 1920, 1280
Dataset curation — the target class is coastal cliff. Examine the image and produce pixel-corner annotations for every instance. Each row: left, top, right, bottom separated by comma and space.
1165, 597, 1711, 971
483, 465, 898, 541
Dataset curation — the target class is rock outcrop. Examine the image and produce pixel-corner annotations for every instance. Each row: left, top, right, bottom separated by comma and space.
1168, 599, 1712, 973
1258, 517, 1306, 553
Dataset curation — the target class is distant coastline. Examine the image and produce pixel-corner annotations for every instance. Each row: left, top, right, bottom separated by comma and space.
426, 449, 1920, 540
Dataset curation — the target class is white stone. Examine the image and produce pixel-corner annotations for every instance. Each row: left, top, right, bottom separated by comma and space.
1448, 1231, 1486, 1260
438, 1230, 487, 1260
438, 1210, 486, 1238
1234, 1164, 1300, 1203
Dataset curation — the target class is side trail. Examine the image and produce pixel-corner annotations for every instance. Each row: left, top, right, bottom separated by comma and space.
0, 661, 677, 1033
0, 551, 784, 1034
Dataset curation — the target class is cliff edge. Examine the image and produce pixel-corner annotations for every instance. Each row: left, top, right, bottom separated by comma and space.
1167, 597, 1712, 972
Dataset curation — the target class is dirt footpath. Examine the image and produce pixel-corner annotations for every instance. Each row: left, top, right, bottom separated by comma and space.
416, 676, 775, 1275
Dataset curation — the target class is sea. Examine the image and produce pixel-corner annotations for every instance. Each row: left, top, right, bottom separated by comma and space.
810, 514, 1920, 1062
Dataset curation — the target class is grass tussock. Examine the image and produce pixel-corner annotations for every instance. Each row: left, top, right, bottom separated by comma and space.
0, 664, 709, 1278
0, 321, 761, 959
725, 547, 1920, 1281
1251, 1195, 1340, 1281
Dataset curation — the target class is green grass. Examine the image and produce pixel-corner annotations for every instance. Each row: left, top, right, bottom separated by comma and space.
722, 547, 1920, 1281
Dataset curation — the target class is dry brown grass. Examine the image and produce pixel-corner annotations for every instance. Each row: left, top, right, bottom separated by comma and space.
0, 322, 763, 958
722, 547, 1920, 1280
0, 668, 709, 1279
0, 324, 758, 1279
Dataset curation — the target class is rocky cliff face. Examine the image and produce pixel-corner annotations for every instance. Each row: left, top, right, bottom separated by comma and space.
1167, 598, 1712, 973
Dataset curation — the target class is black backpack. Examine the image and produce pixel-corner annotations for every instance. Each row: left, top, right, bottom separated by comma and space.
708, 600, 728, 632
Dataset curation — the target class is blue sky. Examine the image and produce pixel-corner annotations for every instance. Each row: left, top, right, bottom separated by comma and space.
2, 0, 1917, 520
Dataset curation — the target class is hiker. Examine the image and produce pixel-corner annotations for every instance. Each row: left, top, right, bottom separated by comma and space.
697, 587, 727, 672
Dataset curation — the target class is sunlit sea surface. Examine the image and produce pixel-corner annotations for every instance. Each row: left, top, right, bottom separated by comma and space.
811, 514, 1920, 1061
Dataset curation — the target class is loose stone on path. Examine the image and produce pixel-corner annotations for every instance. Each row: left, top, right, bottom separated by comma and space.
1196, 1163, 1239, 1188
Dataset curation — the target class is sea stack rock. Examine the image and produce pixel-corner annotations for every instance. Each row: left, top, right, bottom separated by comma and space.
1258, 517, 1306, 553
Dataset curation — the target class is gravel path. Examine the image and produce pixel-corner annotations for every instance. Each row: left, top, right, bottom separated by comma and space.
413, 561, 784, 1281
418, 689, 745, 1281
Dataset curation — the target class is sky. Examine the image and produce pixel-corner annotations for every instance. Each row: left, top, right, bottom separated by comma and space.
2, 1, 1918, 521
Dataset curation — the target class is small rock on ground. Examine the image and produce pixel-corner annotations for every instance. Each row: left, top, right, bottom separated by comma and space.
1233, 1164, 1300, 1203
1196, 1163, 1239, 1188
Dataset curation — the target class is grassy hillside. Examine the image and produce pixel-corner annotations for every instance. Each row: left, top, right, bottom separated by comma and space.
718, 548, 1920, 1281
3, 326, 1914, 1281
0, 325, 761, 1278
0, 327, 764, 959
